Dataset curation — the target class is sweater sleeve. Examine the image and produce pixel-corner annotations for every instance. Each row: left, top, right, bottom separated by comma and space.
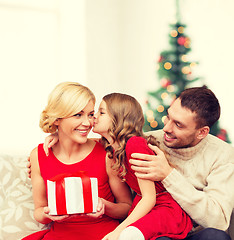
162, 147, 234, 231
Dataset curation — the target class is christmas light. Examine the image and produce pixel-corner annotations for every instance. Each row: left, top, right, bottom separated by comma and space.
150, 121, 158, 128
164, 62, 172, 70
146, 109, 154, 117
178, 26, 184, 33
147, 116, 154, 122
182, 66, 191, 74
167, 85, 175, 92
181, 54, 188, 62
157, 105, 164, 113
143, 7, 230, 142
184, 38, 190, 48
170, 30, 178, 37
161, 92, 168, 99
190, 62, 197, 67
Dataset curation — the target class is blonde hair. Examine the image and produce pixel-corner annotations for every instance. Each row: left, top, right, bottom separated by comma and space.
39, 82, 96, 133
100, 93, 159, 179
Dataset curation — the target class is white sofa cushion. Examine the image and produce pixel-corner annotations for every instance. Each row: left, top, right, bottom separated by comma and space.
0, 154, 47, 240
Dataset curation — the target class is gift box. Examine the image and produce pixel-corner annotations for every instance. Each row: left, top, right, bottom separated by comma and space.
47, 172, 98, 215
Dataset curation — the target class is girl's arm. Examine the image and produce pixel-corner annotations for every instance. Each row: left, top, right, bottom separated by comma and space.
116, 137, 157, 228
103, 137, 157, 240
103, 177, 156, 240
121, 177, 156, 226
43, 132, 101, 156
114, 178, 156, 237
43, 133, 59, 156
103, 156, 133, 220
30, 148, 69, 224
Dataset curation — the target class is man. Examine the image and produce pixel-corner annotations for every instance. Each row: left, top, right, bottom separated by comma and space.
130, 86, 234, 240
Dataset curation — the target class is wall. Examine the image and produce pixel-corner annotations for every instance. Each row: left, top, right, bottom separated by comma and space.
1, 0, 234, 155
0, 0, 86, 154
86, 0, 234, 143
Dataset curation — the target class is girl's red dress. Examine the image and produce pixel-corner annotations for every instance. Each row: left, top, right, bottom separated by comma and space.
124, 136, 193, 240
22, 142, 119, 240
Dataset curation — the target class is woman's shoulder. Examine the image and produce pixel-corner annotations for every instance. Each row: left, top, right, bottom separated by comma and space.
88, 138, 106, 153
29, 146, 39, 166
30, 146, 38, 157
31, 143, 44, 156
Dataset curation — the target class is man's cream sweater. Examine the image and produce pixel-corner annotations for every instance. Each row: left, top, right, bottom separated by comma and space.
148, 130, 234, 231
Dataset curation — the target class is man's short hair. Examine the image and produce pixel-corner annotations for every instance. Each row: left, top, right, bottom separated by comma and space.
179, 86, 220, 128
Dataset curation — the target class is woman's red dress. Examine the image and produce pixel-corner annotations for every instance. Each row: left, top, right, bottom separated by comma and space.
22, 142, 119, 240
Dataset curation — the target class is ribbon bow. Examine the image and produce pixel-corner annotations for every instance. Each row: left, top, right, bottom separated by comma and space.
49, 171, 94, 215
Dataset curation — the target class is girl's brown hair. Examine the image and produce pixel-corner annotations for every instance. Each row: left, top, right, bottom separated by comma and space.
100, 93, 159, 179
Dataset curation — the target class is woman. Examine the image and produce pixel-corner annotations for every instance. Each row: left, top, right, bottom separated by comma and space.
23, 82, 132, 240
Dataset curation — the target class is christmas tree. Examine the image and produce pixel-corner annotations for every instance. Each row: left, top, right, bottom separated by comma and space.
143, 0, 231, 143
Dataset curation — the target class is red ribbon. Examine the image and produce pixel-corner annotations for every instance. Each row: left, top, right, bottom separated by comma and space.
49, 171, 94, 215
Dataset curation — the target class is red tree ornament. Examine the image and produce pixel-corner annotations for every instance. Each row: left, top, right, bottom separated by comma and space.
217, 129, 227, 141
160, 78, 171, 88
177, 36, 186, 46
158, 55, 164, 63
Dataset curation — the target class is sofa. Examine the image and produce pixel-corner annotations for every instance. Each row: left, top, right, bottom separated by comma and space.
0, 154, 48, 240
0, 154, 233, 240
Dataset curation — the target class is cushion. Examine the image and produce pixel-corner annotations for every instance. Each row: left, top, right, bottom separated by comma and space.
0, 154, 47, 240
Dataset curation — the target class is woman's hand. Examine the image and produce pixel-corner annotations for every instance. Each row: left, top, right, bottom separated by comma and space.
84, 198, 105, 218
43, 207, 73, 222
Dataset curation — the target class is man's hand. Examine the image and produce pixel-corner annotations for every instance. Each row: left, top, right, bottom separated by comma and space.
129, 144, 173, 181
27, 156, 31, 178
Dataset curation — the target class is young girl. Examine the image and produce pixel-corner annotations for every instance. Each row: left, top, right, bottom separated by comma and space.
93, 93, 193, 240
23, 83, 132, 240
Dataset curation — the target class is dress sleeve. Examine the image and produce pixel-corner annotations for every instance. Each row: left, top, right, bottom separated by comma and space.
125, 136, 155, 160
126, 136, 166, 193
